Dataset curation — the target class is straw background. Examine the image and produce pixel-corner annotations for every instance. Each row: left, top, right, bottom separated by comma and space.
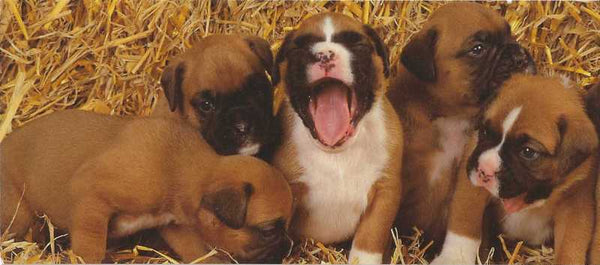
0, 0, 599, 264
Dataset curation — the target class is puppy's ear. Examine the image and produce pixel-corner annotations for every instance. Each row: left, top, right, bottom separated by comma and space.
555, 115, 598, 175
245, 36, 274, 77
160, 61, 185, 112
272, 30, 295, 86
363, 25, 390, 77
400, 28, 438, 82
201, 183, 254, 229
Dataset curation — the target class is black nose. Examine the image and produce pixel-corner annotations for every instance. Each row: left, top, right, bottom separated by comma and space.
505, 43, 537, 75
316, 50, 335, 63
259, 237, 292, 264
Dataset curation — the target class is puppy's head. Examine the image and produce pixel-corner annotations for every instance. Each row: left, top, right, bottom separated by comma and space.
467, 75, 598, 214
273, 13, 389, 149
196, 156, 293, 263
161, 34, 276, 157
400, 3, 536, 116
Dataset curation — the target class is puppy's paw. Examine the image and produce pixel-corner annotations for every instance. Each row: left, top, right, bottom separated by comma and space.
431, 232, 480, 265
348, 248, 382, 264
430, 252, 472, 265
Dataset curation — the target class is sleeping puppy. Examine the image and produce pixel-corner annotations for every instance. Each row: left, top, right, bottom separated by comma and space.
387, 2, 536, 255
432, 74, 599, 264
272, 13, 403, 264
585, 81, 600, 264
155, 34, 279, 160
0, 110, 293, 263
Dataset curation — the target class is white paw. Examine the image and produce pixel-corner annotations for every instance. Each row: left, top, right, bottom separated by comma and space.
431, 231, 480, 265
348, 248, 382, 264
430, 252, 473, 265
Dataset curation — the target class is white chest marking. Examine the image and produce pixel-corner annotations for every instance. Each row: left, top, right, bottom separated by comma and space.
429, 117, 470, 184
109, 213, 176, 238
501, 206, 553, 245
291, 100, 388, 244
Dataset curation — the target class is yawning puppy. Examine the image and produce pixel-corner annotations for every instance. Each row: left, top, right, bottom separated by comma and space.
432, 75, 599, 264
155, 34, 278, 160
387, 2, 536, 254
0, 110, 293, 263
271, 13, 403, 264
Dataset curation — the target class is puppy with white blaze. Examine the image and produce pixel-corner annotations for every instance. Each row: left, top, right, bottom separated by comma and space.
271, 13, 404, 264
432, 74, 599, 264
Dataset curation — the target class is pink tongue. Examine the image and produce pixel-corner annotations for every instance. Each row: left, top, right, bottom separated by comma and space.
311, 87, 351, 146
502, 193, 528, 214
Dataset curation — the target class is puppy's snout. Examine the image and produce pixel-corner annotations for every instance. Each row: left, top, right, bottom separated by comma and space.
316, 50, 335, 63
504, 43, 537, 74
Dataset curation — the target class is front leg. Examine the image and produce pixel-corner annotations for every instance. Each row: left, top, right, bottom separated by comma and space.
70, 197, 112, 263
159, 225, 228, 263
431, 138, 489, 265
349, 175, 401, 264
553, 189, 594, 264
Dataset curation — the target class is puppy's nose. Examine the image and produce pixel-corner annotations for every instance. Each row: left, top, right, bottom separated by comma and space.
316, 50, 335, 63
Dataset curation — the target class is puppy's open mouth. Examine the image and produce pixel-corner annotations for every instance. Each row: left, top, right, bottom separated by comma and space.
307, 78, 358, 147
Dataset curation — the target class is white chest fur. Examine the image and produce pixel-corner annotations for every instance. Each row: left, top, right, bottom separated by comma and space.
501, 205, 553, 245
291, 101, 388, 244
428, 117, 470, 184
109, 213, 176, 238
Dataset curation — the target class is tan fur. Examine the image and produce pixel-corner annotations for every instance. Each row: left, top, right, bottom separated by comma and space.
153, 34, 271, 126
0, 110, 293, 263
441, 75, 598, 264
387, 3, 513, 250
272, 13, 403, 261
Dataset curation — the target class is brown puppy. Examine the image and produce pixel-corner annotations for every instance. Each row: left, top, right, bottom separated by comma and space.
387, 2, 536, 254
272, 13, 403, 264
0, 110, 293, 263
585, 81, 600, 263
432, 75, 598, 264
155, 34, 279, 160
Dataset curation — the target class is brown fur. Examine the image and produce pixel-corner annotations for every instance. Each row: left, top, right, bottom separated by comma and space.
0, 110, 293, 263
272, 13, 403, 262
388, 3, 535, 254
440, 75, 598, 264
585, 81, 600, 263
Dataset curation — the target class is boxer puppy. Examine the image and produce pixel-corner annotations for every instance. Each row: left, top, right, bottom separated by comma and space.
387, 2, 536, 254
156, 34, 279, 160
432, 75, 598, 264
585, 81, 600, 264
0, 110, 293, 263
271, 13, 403, 264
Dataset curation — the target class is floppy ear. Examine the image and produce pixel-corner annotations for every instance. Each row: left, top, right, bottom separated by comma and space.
244, 36, 274, 77
555, 115, 598, 175
400, 28, 438, 82
201, 183, 254, 229
160, 61, 186, 112
272, 30, 295, 86
363, 25, 390, 78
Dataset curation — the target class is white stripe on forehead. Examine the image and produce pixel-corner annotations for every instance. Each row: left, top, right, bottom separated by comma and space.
495, 106, 522, 150
477, 106, 523, 177
322, 16, 335, 42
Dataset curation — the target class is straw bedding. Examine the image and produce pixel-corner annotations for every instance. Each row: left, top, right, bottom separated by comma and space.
0, 1, 598, 264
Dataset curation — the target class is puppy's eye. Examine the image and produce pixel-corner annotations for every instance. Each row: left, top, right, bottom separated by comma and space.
468, 44, 486, 57
519, 147, 540, 161
258, 226, 278, 239
198, 100, 214, 112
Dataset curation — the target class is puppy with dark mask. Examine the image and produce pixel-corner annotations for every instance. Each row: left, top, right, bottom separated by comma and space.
271, 13, 403, 264
432, 75, 598, 264
387, 3, 536, 255
0, 110, 293, 264
155, 34, 279, 160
